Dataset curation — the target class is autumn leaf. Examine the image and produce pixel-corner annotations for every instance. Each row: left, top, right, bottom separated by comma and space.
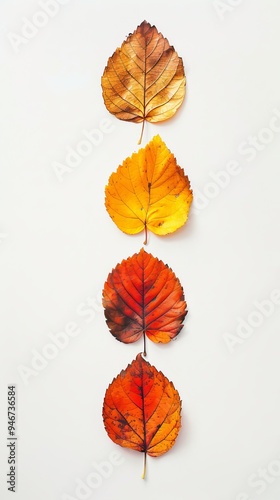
105, 135, 193, 243
103, 248, 187, 354
101, 20, 186, 143
103, 353, 181, 478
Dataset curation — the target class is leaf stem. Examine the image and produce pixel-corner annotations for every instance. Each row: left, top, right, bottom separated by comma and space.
138, 120, 145, 145
143, 332, 147, 357
143, 224, 148, 245
142, 452, 147, 479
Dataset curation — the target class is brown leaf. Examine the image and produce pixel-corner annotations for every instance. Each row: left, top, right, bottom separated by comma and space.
101, 21, 186, 143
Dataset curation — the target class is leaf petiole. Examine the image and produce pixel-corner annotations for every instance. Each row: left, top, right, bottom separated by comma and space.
143, 332, 147, 357
142, 452, 147, 479
143, 224, 148, 245
138, 120, 145, 145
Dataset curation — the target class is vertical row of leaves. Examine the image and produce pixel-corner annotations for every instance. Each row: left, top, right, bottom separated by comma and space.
100, 21, 193, 478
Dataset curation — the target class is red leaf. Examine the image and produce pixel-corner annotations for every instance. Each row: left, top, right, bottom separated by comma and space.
103, 353, 181, 475
103, 248, 187, 352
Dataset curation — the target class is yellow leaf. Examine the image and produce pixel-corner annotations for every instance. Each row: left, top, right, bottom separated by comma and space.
101, 20, 186, 143
105, 135, 193, 243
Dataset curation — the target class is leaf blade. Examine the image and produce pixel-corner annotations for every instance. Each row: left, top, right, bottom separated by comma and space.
105, 135, 193, 239
103, 248, 187, 346
103, 353, 181, 457
101, 21, 186, 134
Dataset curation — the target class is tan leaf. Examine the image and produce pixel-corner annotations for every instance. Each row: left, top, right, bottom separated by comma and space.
101, 20, 186, 143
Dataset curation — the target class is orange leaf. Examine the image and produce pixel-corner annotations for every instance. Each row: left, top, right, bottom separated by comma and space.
103, 248, 187, 353
105, 135, 193, 243
103, 353, 181, 476
101, 20, 186, 143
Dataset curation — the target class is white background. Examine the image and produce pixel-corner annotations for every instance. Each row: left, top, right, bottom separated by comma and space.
1, 1, 280, 499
